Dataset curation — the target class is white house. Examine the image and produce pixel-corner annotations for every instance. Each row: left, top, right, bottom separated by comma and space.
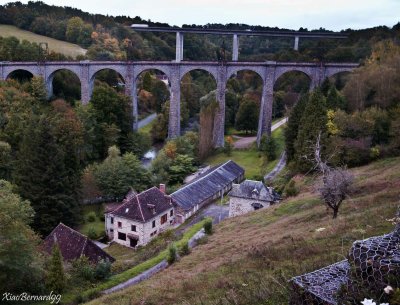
228, 180, 281, 217
105, 185, 174, 248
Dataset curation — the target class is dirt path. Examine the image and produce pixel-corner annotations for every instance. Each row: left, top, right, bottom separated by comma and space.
233, 117, 287, 149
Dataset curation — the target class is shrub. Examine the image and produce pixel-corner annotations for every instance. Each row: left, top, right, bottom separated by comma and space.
71, 256, 95, 282
204, 219, 213, 235
87, 211, 97, 222
224, 136, 234, 156
260, 134, 277, 161
94, 259, 111, 280
167, 244, 177, 265
284, 180, 299, 197
87, 227, 97, 240
178, 242, 190, 256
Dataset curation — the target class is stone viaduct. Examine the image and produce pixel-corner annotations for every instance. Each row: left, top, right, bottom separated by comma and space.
0, 60, 358, 146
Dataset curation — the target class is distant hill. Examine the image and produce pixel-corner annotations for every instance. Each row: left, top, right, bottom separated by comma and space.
0, 25, 86, 58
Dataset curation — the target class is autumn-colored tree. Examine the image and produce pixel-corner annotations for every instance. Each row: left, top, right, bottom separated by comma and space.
164, 141, 178, 159
343, 40, 400, 111
66, 17, 85, 43
198, 93, 219, 160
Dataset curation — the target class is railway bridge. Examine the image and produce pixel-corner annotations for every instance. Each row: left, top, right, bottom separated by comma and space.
0, 60, 358, 146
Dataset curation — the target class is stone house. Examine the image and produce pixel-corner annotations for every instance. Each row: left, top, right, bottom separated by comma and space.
105, 185, 174, 248
171, 160, 245, 223
43, 223, 115, 264
228, 180, 281, 217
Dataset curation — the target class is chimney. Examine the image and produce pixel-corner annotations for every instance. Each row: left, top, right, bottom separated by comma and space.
159, 184, 166, 194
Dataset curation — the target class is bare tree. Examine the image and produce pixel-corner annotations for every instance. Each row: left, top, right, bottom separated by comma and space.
314, 133, 353, 218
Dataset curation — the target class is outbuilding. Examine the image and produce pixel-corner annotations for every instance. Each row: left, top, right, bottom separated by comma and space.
171, 160, 245, 223
228, 180, 281, 217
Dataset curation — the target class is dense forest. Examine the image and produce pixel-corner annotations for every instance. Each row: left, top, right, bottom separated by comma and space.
0, 1, 400, 301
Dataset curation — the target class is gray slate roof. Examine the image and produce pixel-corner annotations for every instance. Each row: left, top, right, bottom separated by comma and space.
171, 160, 244, 211
229, 180, 281, 202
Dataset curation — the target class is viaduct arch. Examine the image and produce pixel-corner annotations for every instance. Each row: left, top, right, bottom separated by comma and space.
0, 61, 358, 146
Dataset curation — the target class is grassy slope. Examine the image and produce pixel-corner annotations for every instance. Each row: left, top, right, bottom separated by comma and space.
0, 25, 86, 58
206, 125, 285, 179
86, 156, 400, 305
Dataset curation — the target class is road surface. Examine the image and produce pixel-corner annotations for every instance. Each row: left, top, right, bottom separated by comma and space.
233, 117, 288, 149
138, 113, 157, 129
264, 151, 287, 182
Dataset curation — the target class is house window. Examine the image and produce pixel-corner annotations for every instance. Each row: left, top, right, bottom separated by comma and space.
118, 221, 122, 228
161, 214, 167, 224
131, 225, 136, 232
170, 209, 174, 217
110, 217, 114, 224
251, 203, 264, 211
118, 232, 126, 241
152, 220, 156, 228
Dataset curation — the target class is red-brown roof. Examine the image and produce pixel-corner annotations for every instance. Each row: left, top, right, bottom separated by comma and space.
111, 187, 172, 222
43, 223, 115, 264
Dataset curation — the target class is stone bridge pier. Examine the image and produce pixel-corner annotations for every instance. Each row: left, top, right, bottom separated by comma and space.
0, 61, 358, 148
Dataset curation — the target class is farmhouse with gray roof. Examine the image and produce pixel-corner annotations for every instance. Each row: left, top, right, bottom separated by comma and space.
228, 180, 281, 217
171, 160, 244, 223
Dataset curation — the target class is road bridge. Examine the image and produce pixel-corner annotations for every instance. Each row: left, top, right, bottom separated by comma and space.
0, 60, 358, 146
131, 26, 348, 60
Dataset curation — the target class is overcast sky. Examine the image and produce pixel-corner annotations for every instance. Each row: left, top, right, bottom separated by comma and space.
1, 0, 399, 31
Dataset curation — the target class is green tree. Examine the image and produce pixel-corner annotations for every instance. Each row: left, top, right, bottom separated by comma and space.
235, 99, 259, 134
294, 89, 328, 172
92, 146, 150, 198
284, 93, 309, 162
90, 83, 133, 157
78, 23, 93, 46
0, 141, 12, 180
46, 244, 65, 293
168, 154, 195, 185
13, 115, 80, 235
326, 86, 346, 110
0, 180, 44, 294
